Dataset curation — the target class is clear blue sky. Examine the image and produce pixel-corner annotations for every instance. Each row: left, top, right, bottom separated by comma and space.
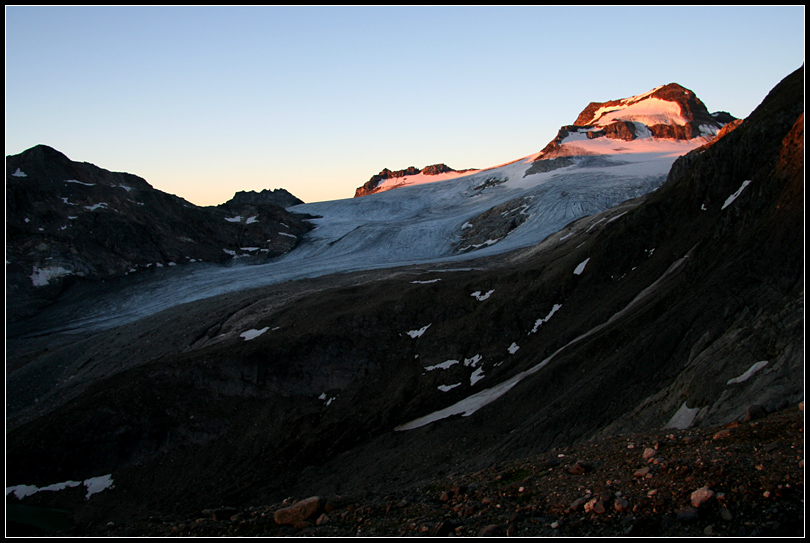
5, 6, 805, 205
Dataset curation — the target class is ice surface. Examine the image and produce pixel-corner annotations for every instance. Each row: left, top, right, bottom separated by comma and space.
374, 168, 481, 192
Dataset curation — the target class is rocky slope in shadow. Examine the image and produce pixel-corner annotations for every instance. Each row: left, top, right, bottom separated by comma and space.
5, 67, 803, 530
5, 145, 312, 322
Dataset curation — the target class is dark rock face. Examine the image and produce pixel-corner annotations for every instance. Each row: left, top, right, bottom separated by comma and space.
421, 163, 456, 176
595, 120, 638, 141
223, 188, 304, 208
5, 145, 312, 322
455, 197, 532, 253
354, 164, 462, 197
5, 67, 802, 529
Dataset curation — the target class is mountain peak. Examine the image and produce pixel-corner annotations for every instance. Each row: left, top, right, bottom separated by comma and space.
12, 144, 72, 166
571, 82, 720, 134
222, 188, 304, 208
532, 83, 734, 163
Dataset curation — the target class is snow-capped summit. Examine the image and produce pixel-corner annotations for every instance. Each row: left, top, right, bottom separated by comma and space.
576, 83, 717, 129
532, 83, 734, 162
355, 83, 735, 197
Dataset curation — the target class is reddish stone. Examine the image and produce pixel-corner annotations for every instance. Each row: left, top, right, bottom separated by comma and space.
274, 496, 322, 526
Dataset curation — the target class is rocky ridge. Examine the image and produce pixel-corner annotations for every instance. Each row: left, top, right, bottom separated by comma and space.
5, 145, 312, 322
354, 163, 470, 197
223, 187, 303, 208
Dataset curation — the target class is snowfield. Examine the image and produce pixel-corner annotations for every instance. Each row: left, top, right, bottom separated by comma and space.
22, 132, 714, 336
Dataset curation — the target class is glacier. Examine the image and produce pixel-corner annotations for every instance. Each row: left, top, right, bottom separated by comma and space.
20, 134, 713, 337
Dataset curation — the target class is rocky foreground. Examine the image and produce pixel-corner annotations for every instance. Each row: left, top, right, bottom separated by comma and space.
13, 405, 802, 537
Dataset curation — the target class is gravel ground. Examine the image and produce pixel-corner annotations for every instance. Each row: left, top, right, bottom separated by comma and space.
34, 405, 801, 537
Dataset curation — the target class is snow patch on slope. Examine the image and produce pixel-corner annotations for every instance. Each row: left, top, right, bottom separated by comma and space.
6, 474, 114, 501
665, 402, 701, 430
240, 327, 269, 340
406, 324, 431, 338
31, 266, 73, 287
727, 360, 769, 385
373, 168, 481, 193
592, 98, 688, 127
722, 180, 752, 210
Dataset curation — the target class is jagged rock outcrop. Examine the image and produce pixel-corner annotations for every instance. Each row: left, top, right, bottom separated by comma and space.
421, 163, 456, 176
5, 145, 312, 322
223, 188, 304, 208
455, 197, 532, 253
354, 163, 461, 197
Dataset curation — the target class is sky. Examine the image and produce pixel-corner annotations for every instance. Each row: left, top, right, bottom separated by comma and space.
5, 6, 805, 206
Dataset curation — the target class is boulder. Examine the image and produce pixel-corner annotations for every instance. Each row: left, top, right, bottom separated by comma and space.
690, 486, 714, 508
274, 496, 323, 526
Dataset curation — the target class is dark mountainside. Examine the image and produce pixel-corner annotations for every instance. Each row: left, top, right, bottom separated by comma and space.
5, 67, 804, 536
5, 147, 312, 323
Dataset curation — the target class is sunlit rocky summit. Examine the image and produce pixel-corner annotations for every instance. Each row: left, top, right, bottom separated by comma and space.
354, 163, 475, 197
5, 67, 804, 536
353, 82, 734, 198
